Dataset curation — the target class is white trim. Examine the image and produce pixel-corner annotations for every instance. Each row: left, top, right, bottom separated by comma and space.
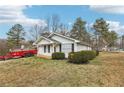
34, 32, 91, 47
48, 32, 80, 43
34, 36, 54, 45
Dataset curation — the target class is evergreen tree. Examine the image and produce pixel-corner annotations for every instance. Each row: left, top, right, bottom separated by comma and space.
70, 17, 90, 42
108, 31, 118, 47
7, 24, 25, 49
93, 18, 118, 49
122, 35, 124, 49
93, 18, 110, 41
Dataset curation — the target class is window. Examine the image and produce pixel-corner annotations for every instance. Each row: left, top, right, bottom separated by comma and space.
72, 44, 74, 52
59, 44, 61, 52
44, 45, 46, 53
48, 45, 50, 53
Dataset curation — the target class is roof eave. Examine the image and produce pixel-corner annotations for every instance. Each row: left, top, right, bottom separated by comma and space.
33, 36, 54, 45
75, 40, 80, 43
48, 32, 80, 43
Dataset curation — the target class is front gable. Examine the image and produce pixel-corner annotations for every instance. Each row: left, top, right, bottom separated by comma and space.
50, 35, 74, 44
35, 36, 53, 45
34, 33, 80, 46
48, 33, 80, 44
38, 39, 51, 45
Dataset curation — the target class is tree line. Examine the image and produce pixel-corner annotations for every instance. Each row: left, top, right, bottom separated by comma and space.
0, 15, 120, 55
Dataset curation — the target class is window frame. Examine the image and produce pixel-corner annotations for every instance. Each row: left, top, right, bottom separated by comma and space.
59, 44, 61, 52
72, 43, 74, 52
48, 45, 50, 53
44, 45, 46, 53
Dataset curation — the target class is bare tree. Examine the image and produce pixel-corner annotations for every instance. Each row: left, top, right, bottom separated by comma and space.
45, 16, 51, 32
29, 24, 43, 41
51, 14, 60, 32
44, 14, 68, 34
59, 23, 69, 36
0, 39, 9, 55
29, 14, 69, 41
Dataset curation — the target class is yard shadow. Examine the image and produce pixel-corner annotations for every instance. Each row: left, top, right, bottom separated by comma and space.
67, 61, 90, 65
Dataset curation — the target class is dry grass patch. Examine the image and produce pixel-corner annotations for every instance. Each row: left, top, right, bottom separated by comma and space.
0, 52, 124, 87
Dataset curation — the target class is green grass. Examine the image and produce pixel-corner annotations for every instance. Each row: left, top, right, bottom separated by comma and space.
0, 52, 124, 87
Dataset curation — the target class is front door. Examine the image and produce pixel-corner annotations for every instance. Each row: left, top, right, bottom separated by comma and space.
72, 44, 74, 52
59, 44, 61, 52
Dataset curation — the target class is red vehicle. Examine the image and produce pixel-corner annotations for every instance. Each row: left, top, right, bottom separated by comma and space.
0, 49, 37, 60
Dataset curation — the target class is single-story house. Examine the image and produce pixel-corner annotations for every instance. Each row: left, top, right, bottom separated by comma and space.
34, 33, 92, 58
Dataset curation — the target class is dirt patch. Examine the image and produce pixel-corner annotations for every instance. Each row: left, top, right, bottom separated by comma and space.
0, 60, 12, 64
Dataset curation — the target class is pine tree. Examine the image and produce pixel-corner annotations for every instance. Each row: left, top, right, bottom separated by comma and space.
93, 18, 110, 40
7, 24, 25, 49
93, 18, 118, 50
108, 31, 118, 47
70, 17, 90, 42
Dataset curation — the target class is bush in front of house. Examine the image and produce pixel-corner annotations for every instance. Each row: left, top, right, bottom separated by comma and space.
84, 50, 96, 60
68, 52, 88, 64
96, 50, 99, 56
52, 52, 65, 60
68, 50, 97, 64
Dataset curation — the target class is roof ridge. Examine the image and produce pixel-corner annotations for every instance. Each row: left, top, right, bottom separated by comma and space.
48, 32, 80, 42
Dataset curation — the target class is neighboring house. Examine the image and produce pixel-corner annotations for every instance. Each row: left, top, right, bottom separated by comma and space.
34, 33, 92, 58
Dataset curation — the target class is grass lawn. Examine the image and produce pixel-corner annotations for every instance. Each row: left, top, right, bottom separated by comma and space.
0, 52, 124, 87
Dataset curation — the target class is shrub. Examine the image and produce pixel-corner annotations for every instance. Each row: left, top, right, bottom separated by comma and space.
52, 52, 65, 60
68, 52, 88, 64
68, 50, 96, 64
0, 48, 9, 56
96, 50, 99, 56
84, 50, 96, 60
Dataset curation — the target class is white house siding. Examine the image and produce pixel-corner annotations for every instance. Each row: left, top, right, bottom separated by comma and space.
36, 33, 92, 58
77, 44, 91, 51
38, 39, 51, 45
51, 35, 74, 44
74, 43, 77, 52
37, 38, 54, 56
37, 44, 53, 56
88, 46, 92, 50
54, 45, 60, 52
61, 43, 72, 57
37, 45, 43, 55
50, 35, 75, 57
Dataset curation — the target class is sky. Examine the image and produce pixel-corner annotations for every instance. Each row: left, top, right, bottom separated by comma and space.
0, 5, 124, 39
